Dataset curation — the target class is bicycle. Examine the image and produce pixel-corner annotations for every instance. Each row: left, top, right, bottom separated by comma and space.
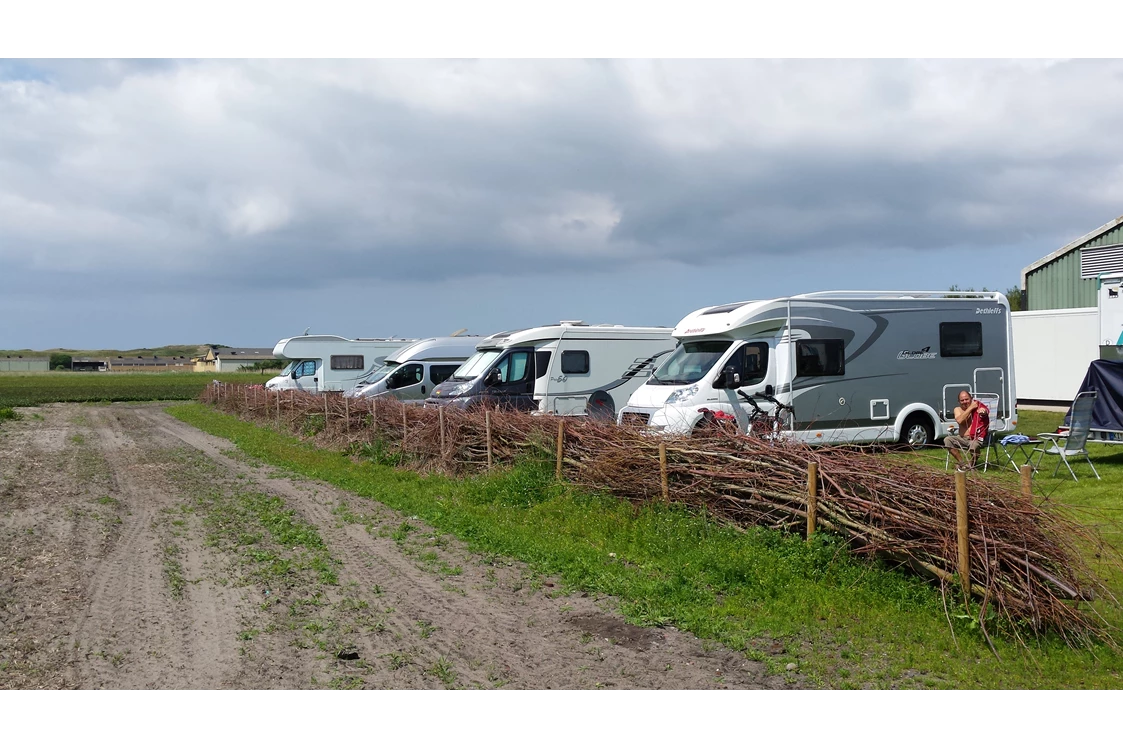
738, 389, 795, 441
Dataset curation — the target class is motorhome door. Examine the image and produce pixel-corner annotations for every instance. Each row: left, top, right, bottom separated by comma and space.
716, 342, 770, 428
290, 360, 319, 391
482, 348, 536, 410
384, 363, 426, 400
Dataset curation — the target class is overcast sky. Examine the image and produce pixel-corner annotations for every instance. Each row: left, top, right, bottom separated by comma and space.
3, 58, 1123, 349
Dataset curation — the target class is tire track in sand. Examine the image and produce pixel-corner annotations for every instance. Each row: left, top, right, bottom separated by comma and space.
68, 407, 252, 688
144, 405, 794, 689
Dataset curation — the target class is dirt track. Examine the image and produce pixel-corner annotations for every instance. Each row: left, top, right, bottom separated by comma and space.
0, 402, 798, 690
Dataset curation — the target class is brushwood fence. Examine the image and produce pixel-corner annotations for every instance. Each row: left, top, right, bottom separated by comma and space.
203, 382, 1118, 644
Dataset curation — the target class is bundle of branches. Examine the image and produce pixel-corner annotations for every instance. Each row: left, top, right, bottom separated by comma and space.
202, 383, 1118, 642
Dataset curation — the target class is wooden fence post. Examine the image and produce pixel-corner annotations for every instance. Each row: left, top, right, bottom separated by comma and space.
1020, 464, 1032, 499
807, 461, 818, 540
344, 396, 350, 434
275, 389, 280, 426
555, 419, 565, 481
323, 393, 329, 428
372, 398, 378, 437
659, 442, 669, 502
401, 402, 408, 454
485, 409, 493, 470
955, 471, 971, 600
439, 407, 446, 458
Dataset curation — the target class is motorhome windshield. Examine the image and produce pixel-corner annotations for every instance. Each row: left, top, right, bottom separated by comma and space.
279, 361, 294, 376
649, 341, 732, 385
357, 363, 394, 385
450, 350, 502, 381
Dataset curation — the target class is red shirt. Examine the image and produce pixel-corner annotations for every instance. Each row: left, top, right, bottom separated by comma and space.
966, 400, 990, 441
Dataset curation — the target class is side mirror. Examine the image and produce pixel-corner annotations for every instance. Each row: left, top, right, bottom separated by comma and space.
764, 384, 774, 396
290, 369, 298, 380
715, 365, 740, 389
484, 368, 501, 386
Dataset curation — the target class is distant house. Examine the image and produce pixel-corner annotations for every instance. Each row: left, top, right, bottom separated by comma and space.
0, 356, 50, 372
193, 347, 277, 373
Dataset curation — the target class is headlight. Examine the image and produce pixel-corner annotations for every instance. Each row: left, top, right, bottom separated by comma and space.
664, 384, 699, 404
443, 383, 472, 397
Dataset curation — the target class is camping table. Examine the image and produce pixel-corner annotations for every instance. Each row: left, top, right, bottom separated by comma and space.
996, 438, 1042, 473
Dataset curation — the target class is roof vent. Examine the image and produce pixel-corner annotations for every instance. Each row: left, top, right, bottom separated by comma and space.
558, 320, 586, 326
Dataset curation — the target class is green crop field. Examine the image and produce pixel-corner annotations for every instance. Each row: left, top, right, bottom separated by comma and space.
0, 371, 270, 407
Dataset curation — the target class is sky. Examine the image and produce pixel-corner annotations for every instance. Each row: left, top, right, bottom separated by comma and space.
3, 52, 1123, 349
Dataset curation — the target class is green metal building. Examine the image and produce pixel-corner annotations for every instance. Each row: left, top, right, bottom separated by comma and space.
1022, 213, 1123, 310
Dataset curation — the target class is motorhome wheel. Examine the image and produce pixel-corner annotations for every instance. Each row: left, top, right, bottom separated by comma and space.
899, 414, 934, 448
587, 391, 615, 421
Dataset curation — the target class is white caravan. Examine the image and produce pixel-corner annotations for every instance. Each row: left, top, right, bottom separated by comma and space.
426, 322, 676, 419
265, 334, 414, 393
619, 291, 1017, 446
348, 337, 482, 401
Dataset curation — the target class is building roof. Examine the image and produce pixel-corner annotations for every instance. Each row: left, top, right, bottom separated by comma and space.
105, 356, 194, 366
213, 348, 275, 359
1022, 212, 1123, 288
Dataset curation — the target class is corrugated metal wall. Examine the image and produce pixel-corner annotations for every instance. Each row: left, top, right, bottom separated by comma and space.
0, 360, 50, 372
1027, 223, 1123, 310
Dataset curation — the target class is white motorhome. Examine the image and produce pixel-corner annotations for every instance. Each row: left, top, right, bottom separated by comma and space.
348, 337, 482, 401
426, 322, 676, 418
620, 291, 1017, 446
265, 334, 414, 393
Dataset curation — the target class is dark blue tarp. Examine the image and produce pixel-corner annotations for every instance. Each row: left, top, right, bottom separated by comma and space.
1063, 359, 1123, 433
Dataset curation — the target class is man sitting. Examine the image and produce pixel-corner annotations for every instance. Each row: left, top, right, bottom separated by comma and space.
944, 390, 990, 471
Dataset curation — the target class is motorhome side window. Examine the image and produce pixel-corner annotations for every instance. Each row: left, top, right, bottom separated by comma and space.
732, 343, 769, 385
560, 350, 590, 375
497, 352, 530, 383
939, 322, 982, 357
795, 340, 845, 377
294, 361, 316, 377
330, 355, 364, 370
388, 364, 423, 389
534, 351, 551, 379
429, 365, 460, 385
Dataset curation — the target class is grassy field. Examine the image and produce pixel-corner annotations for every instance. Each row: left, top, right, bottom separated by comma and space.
166, 402, 1123, 688
0, 371, 270, 407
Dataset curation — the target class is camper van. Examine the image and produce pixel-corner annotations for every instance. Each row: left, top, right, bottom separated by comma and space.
619, 291, 1017, 446
265, 334, 415, 393
348, 337, 482, 401
426, 322, 676, 418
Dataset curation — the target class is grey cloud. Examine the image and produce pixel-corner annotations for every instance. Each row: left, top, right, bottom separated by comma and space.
3, 59, 1123, 298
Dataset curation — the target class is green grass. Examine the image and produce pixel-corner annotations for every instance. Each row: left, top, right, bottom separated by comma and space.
0, 406, 21, 422
0, 371, 268, 407
167, 402, 1123, 688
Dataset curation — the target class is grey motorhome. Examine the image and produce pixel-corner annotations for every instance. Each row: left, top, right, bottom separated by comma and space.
266, 334, 414, 393
348, 337, 482, 401
620, 291, 1017, 445
426, 322, 676, 418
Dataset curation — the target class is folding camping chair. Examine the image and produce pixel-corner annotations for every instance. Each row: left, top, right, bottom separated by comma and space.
1031, 391, 1101, 481
944, 393, 1000, 472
